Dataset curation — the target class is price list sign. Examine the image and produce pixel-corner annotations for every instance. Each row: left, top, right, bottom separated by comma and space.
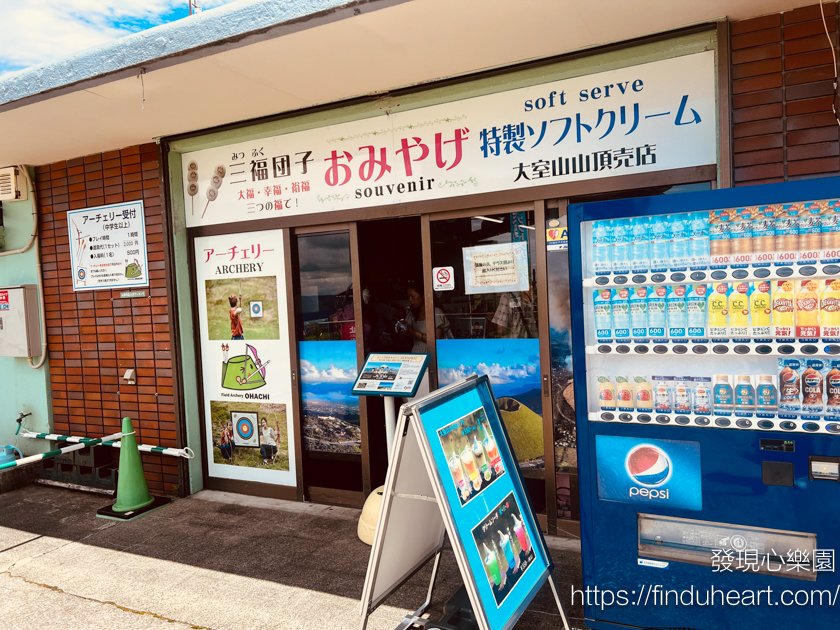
67, 201, 149, 292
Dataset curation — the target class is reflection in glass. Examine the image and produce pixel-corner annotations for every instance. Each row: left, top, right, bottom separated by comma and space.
296, 232, 356, 342
432, 212, 545, 476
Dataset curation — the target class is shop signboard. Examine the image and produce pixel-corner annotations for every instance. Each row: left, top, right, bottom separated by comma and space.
360, 375, 569, 630
67, 201, 149, 291
193, 229, 297, 486
351, 352, 430, 397
183, 51, 716, 228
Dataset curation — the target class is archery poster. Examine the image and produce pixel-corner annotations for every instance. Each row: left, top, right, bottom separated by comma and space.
194, 230, 297, 486
67, 201, 149, 291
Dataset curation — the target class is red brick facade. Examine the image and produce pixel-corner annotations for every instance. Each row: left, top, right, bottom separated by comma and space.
34, 145, 180, 496
732, 2, 840, 185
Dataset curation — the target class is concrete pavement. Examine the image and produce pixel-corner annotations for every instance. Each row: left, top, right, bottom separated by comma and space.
0, 485, 584, 630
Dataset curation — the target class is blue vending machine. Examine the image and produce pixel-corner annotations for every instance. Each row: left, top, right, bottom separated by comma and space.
569, 177, 840, 630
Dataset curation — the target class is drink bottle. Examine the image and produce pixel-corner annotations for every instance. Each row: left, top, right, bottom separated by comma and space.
729, 207, 754, 267
666, 285, 687, 340
612, 288, 631, 341
775, 204, 800, 266
751, 205, 776, 267
750, 281, 772, 340
612, 219, 631, 274
629, 286, 649, 341
734, 375, 755, 417
772, 281, 795, 341
647, 285, 667, 342
821, 279, 840, 342
670, 213, 690, 271
688, 211, 710, 269
795, 280, 821, 340
798, 201, 824, 266
708, 283, 729, 340
728, 282, 750, 340
686, 284, 709, 339
709, 209, 732, 268
756, 375, 778, 416
649, 215, 670, 272
598, 376, 616, 411
821, 200, 840, 264
713, 375, 733, 415
591, 220, 613, 275
692, 377, 712, 414
652, 376, 672, 413
593, 289, 613, 343
629, 217, 650, 273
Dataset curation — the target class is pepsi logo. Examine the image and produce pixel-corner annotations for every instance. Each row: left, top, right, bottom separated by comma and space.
625, 445, 672, 487
804, 375, 821, 387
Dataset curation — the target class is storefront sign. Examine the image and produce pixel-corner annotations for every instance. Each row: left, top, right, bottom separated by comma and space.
433, 266, 455, 291
67, 201, 149, 291
351, 352, 429, 396
182, 51, 716, 228
193, 229, 297, 487
463, 242, 529, 294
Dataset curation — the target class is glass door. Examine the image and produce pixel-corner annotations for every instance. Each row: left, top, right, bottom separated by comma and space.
292, 227, 364, 504
428, 206, 549, 519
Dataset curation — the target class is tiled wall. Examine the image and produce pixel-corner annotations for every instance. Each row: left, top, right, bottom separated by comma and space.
731, 2, 840, 185
34, 145, 180, 495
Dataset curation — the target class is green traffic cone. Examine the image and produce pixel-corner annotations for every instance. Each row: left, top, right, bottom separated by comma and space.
112, 417, 154, 513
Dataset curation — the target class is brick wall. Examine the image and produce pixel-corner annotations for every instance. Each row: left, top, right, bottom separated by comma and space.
34, 145, 181, 495
732, 2, 840, 185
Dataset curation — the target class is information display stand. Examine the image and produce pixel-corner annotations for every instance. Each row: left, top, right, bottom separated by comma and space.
359, 375, 570, 630
352, 353, 430, 462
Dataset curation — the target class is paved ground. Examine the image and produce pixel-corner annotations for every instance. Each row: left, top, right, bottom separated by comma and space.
0, 485, 585, 630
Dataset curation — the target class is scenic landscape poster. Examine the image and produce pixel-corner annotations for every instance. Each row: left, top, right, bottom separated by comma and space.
437, 338, 544, 473
299, 340, 361, 454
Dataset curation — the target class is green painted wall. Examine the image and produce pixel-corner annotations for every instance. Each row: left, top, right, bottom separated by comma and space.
0, 171, 51, 456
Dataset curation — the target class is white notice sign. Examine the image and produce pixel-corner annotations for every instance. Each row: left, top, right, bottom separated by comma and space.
463, 242, 529, 294
67, 201, 149, 292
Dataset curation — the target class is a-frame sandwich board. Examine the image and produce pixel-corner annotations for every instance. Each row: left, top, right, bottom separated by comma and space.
359, 375, 571, 630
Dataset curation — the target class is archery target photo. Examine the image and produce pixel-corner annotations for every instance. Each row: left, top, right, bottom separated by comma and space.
209, 400, 290, 471
231, 411, 259, 447
204, 276, 280, 340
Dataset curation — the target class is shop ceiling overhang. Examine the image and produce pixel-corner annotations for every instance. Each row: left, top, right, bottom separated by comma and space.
0, 0, 818, 167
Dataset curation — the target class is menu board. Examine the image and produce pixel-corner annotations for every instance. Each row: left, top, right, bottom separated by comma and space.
351, 353, 429, 397
414, 377, 551, 630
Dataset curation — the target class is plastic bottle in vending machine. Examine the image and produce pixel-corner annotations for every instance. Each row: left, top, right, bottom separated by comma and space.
825, 361, 840, 418
751, 205, 776, 267
612, 219, 631, 274
670, 213, 690, 271
629, 217, 650, 274
612, 287, 631, 342
778, 358, 802, 417
593, 289, 613, 343
598, 376, 616, 411
673, 377, 692, 414
647, 285, 668, 343
798, 201, 825, 266
686, 284, 709, 340
652, 376, 672, 413
692, 377, 712, 415
616, 376, 634, 412
728, 282, 750, 340
709, 209, 732, 269
713, 374, 734, 415
649, 215, 670, 273
708, 283, 730, 341
821, 279, 840, 343
756, 375, 778, 416
629, 286, 649, 341
821, 200, 840, 264
729, 207, 754, 268
634, 377, 653, 411
772, 281, 795, 342
734, 375, 755, 417
666, 285, 688, 340
795, 279, 821, 340
750, 281, 772, 340
802, 359, 826, 418
775, 203, 800, 266
591, 220, 613, 275
688, 212, 710, 269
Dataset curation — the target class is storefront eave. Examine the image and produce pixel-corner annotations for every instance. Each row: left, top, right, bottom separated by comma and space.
0, 0, 817, 168
180, 164, 717, 238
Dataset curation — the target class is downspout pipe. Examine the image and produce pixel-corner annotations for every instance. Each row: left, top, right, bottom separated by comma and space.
0, 166, 47, 368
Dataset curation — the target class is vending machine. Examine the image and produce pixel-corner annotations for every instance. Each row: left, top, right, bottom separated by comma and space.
569, 177, 840, 630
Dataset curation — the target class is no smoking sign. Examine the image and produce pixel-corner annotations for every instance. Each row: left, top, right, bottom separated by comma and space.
433, 266, 454, 291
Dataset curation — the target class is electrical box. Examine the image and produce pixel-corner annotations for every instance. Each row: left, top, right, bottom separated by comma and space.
0, 167, 28, 201
0, 285, 41, 358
